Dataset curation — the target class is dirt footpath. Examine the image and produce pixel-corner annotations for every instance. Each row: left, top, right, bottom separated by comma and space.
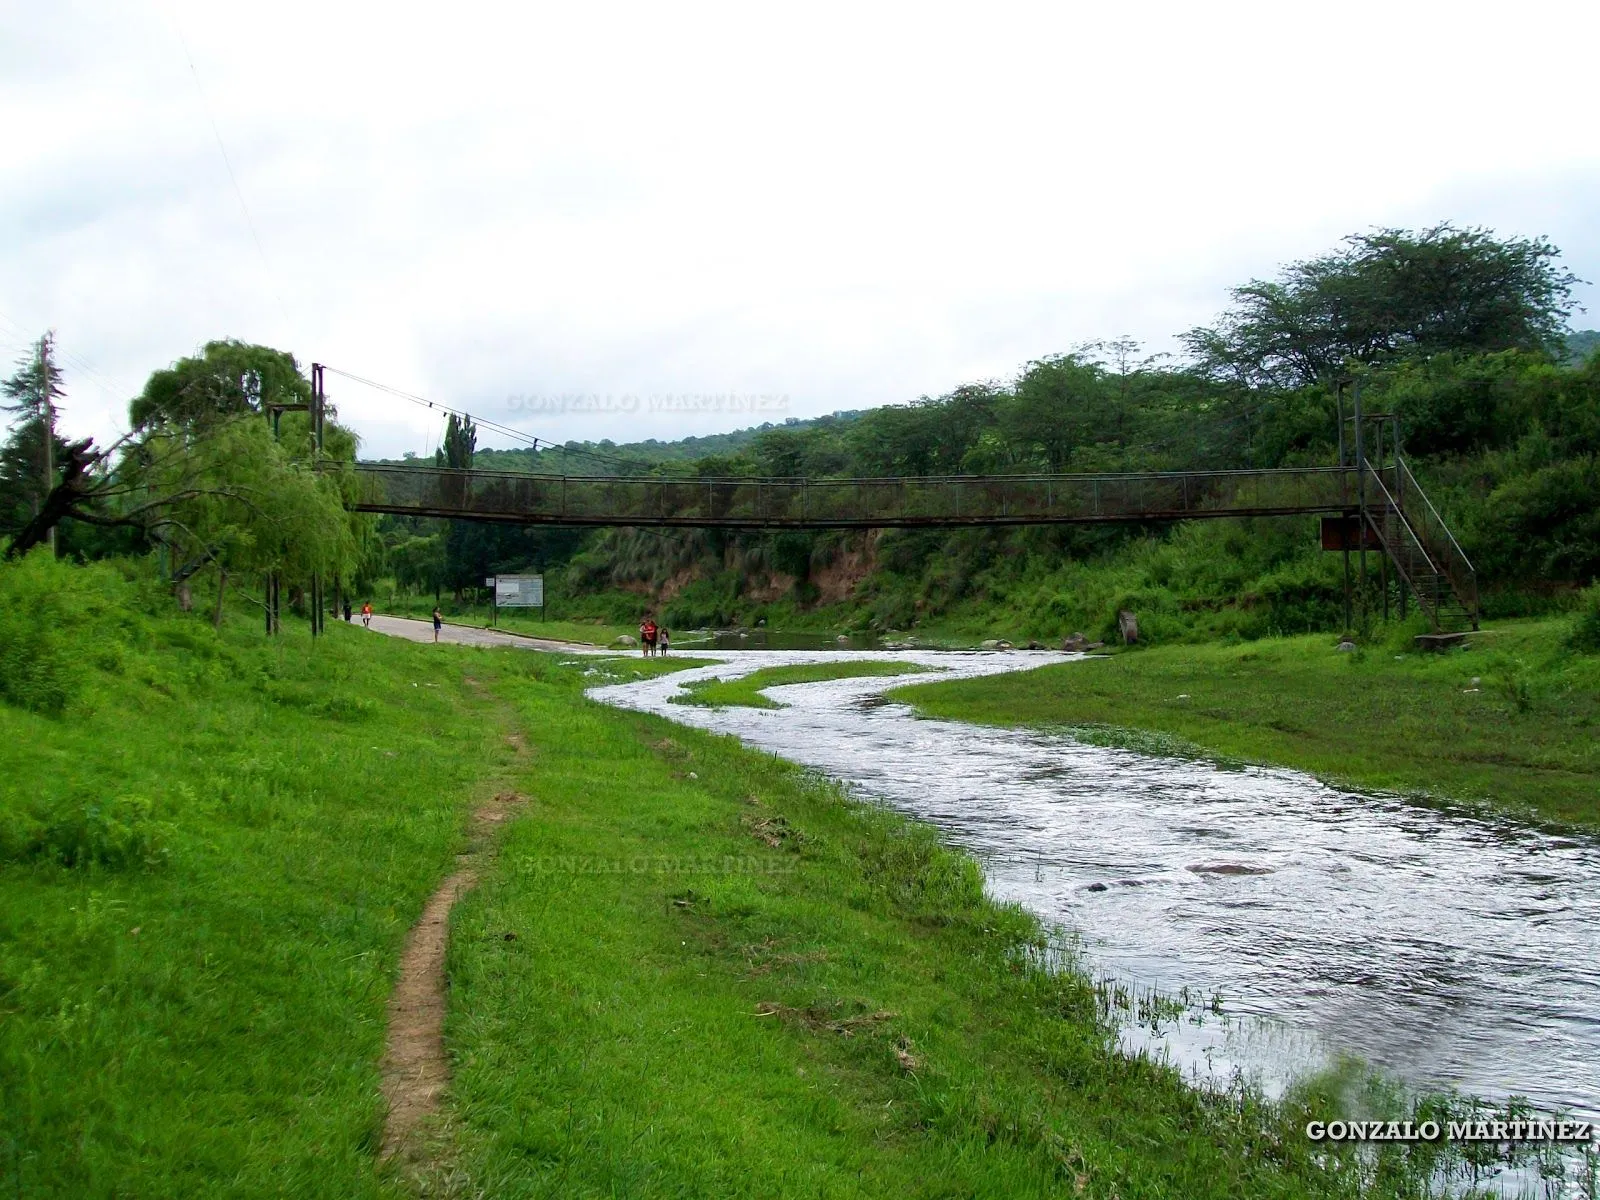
365, 614, 601, 653
380, 790, 528, 1161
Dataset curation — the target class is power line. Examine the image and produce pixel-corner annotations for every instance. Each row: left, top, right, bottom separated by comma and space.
321, 365, 654, 475
321, 365, 696, 549
166, 10, 296, 343
0, 310, 136, 420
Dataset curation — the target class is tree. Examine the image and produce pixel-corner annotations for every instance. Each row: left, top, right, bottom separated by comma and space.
1183, 224, 1583, 388
4, 340, 369, 630
130, 339, 311, 431
389, 532, 447, 598
140, 416, 362, 625
433, 413, 480, 597
0, 334, 67, 547
999, 354, 1107, 472
435, 412, 477, 470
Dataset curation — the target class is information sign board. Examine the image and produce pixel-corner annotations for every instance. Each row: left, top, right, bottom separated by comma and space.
494, 574, 544, 607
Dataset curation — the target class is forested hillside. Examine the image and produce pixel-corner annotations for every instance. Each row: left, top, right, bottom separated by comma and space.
365, 225, 1600, 643
3, 224, 1594, 645
378, 412, 861, 476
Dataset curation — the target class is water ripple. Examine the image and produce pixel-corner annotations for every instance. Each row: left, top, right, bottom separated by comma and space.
590, 650, 1600, 1120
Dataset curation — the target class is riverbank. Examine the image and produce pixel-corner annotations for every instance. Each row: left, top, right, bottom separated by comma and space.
0, 560, 508, 1197
440, 655, 1396, 1198
3, 556, 1410, 1197
893, 617, 1600, 829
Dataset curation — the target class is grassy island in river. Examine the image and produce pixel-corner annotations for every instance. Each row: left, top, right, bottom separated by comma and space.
892, 615, 1600, 830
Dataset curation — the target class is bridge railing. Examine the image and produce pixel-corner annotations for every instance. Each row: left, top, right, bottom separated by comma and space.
348, 463, 1361, 527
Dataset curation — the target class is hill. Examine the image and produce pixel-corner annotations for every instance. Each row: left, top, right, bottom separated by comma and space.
381, 411, 866, 477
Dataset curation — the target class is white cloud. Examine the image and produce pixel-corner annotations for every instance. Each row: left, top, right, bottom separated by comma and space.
3, 0, 1597, 457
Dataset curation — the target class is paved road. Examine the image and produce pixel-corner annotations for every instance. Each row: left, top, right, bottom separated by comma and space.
365, 614, 605, 653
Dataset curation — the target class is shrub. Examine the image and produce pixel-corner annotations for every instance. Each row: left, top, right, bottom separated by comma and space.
0, 792, 171, 870
0, 552, 94, 713
1568, 586, 1600, 654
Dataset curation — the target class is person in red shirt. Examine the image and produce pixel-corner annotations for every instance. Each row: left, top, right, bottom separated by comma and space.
640, 616, 658, 657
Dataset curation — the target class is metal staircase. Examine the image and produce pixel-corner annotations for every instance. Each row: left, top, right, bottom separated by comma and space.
1358, 459, 1479, 632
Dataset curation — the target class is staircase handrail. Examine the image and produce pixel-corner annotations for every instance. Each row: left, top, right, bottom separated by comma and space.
1361, 465, 1443, 580
1391, 458, 1479, 625
1395, 459, 1477, 574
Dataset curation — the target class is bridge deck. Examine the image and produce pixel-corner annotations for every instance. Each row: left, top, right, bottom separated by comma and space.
348, 463, 1363, 529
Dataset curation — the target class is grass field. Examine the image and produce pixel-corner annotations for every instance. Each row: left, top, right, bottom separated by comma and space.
439, 655, 1411, 1199
892, 617, 1600, 829
0, 556, 1467, 1197
670, 660, 932, 709
0, 562, 513, 1197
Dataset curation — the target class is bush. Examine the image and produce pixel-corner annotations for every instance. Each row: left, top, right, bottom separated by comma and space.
0, 551, 147, 715
1568, 586, 1600, 654
0, 792, 171, 870
0, 553, 91, 713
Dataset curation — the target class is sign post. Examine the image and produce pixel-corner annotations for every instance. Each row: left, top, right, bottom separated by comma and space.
493, 574, 544, 624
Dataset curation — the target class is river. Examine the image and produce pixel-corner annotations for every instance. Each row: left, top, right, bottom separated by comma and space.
587, 648, 1600, 1133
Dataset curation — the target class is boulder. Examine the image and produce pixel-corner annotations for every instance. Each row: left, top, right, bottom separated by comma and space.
1336, 640, 1358, 652
980, 639, 1001, 649
835, 634, 850, 644
613, 634, 638, 647
1117, 610, 1139, 645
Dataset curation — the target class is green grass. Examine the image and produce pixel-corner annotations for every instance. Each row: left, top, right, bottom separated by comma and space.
892, 617, 1600, 829
440, 657, 1396, 1199
670, 661, 933, 709
475, 614, 634, 646
0, 585, 514, 1196
0, 557, 1461, 1197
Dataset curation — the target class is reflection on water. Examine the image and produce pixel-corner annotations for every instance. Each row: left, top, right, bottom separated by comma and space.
589, 650, 1600, 1129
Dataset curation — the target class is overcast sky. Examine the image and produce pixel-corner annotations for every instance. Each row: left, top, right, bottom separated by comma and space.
4, 1, 1598, 459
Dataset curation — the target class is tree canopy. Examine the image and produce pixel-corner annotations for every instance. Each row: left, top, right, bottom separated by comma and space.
0, 335, 69, 539
1182, 224, 1583, 388
129, 339, 312, 431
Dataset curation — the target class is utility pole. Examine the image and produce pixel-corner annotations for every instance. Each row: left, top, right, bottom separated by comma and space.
1353, 377, 1367, 634
40, 336, 57, 555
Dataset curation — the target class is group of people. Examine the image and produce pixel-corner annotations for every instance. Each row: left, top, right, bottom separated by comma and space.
639, 615, 670, 656
334, 600, 375, 627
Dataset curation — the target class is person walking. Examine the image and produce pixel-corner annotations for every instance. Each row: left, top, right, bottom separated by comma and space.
432, 606, 443, 643
343, 599, 353, 623
361, 602, 372, 629
658, 626, 670, 656
641, 615, 658, 657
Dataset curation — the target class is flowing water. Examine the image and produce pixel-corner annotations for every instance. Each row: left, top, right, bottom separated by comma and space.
588, 649, 1600, 1134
